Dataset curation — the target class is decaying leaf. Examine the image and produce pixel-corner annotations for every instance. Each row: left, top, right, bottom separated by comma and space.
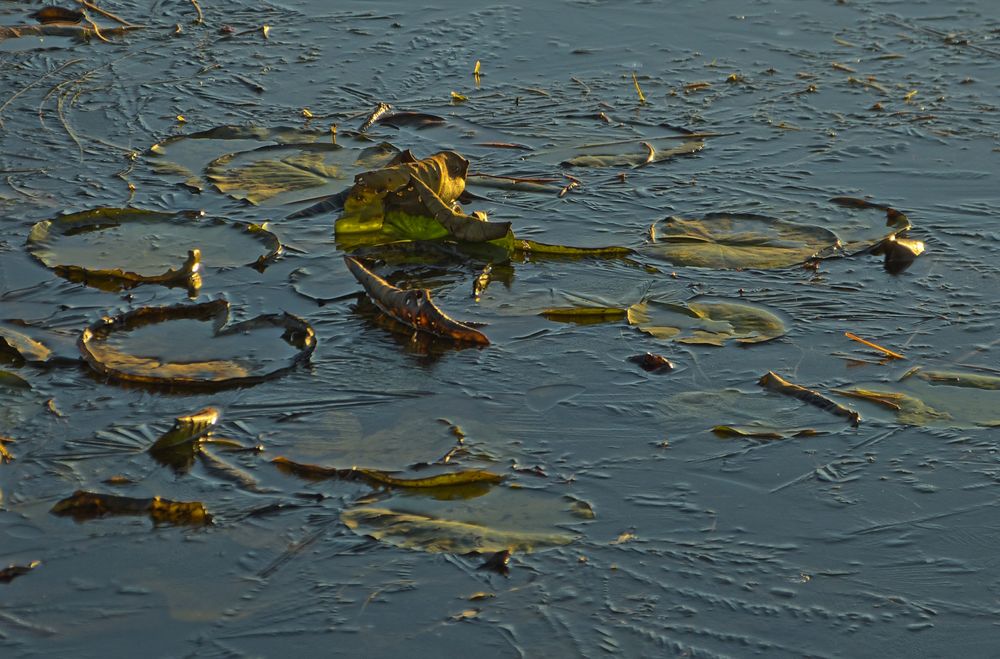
148, 407, 221, 454
26, 208, 280, 291
540, 307, 628, 324
711, 425, 819, 440
628, 352, 674, 372
0, 560, 40, 584
79, 300, 316, 388
51, 490, 210, 525
272, 456, 503, 489
872, 234, 925, 274
478, 549, 511, 574
344, 256, 489, 346
759, 371, 861, 426
831, 388, 949, 426
0, 435, 14, 464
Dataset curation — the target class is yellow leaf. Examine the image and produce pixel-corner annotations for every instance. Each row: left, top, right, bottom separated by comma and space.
261, 24, 270, 39
301, 108, 314, 118
473, 60, 481, 76
451, 91, 468, 103
176, 115, 187, 123
632, 72, 646, 104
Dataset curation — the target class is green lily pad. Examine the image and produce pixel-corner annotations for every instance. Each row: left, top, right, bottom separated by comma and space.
341, 486, 591, 554
26, 208, 280, 291
646, 213, 840, 269
79, 300, 316, 389
627, 297, 785, 346
834, 368, 1000, 428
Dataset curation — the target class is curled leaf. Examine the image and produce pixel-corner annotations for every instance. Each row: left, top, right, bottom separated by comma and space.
0, 560, 40, 584
148, 407, 221, 454
344, 256, 489, 346
272, 456, 503, 489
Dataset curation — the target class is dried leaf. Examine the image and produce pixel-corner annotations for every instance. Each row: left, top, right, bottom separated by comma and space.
344, 256, 489, 346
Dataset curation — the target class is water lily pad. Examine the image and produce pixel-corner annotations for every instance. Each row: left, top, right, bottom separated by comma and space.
646, 213, 840, 269
627, 297, 785, 345
0, 325, 51, 363
26, 208, 280, 291
341, 486, 590, 554
148, 125, 398, 204
834, 368, 1000, 428
79, 300, 316, 388
662, 388, 846, 434
206, 141, 399, 205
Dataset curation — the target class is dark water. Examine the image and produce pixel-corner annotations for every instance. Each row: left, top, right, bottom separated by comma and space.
2, 0, 1000, 656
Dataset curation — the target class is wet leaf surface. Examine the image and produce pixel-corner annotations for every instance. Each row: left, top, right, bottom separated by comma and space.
341, 487, 589, 554
628, 297, 786, 345
79, 300, 316, 388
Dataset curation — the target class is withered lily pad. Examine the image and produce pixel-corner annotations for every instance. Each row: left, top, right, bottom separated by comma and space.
341, 487, 591, 554
627, 297, 785, 346
79, 300, 316, 388
26, 208, 280, 291
834, 368, 1000, 428
51, 490, 210, 525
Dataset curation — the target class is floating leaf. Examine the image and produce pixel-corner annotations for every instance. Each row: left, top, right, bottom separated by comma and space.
914, 369, 1000, 390
627, 297, 785, 346
0, 436, 14, 464
344, 256, 489, 346
51, 491, 210, 525
831, 388, 949, 426
663, 388, 848, 434
0, 370, 39, 432
79, 300, 316, 388
540, 307, 628, 324
31, 7, 84, 24
711, 425, 819, 440
341, 487, 589, 554
647, 213, 840, 269
26, 208, 280, 291
148, 407, 221, 454
628, 353, 675, 372
759, 371, 861, 426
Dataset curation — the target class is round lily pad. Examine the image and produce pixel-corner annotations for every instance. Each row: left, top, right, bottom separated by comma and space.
646, 213, 840, 269
341, 486, 592, 554
26, 208, 281, 291
79, 300, 316, 388
627, 297, 785, 346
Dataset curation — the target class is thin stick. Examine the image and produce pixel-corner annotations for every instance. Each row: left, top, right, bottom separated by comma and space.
845, 331, 905, 360
72, 0, 137, 27
0, 59, 82, 128
189, 0, 203, 24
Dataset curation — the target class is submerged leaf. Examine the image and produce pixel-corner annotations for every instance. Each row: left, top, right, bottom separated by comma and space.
628, 298, 785, 346
51, 491, 210, 525
0, 560, 40, 584
647, 213, 840, 269
79, 300, 316, 388
341, 487, 588, 554
344, 256, 489, 346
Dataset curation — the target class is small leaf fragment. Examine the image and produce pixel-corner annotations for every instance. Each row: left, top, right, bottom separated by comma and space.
149, 406, 220, 454
0, 560, 40, 584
